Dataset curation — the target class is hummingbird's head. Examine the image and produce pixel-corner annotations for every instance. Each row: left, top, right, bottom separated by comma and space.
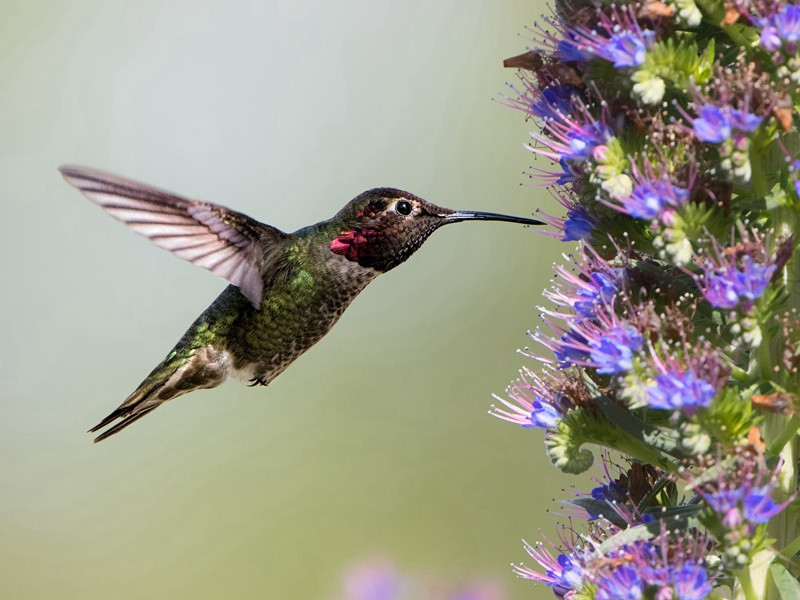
328, 188, 543, 272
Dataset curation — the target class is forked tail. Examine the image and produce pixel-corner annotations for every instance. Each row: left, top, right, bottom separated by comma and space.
90, 344, 230, 442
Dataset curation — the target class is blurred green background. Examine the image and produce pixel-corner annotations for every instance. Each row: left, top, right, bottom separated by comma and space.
0, 1, 571, 598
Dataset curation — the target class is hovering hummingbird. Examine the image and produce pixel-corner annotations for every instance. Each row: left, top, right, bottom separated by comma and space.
60, 166, 543, 441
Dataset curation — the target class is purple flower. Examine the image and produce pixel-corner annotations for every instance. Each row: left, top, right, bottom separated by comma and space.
565, 122, 612, 161
595, 565, 643, 600
556, 6, 655, 69
600, 162, 691, 222
558, 36, 590, 62
701, 274, 740, 309
542, 245, 624, 323
743, 485, 786, 524
692, 105, 762, 143
537, 294, 643, 374
491, 367, 567, 430
591, 479, 627, 504
625, 180, 690, 220
699, 256, 776, 309
672, 564, 713, 600
562, 208, 595, 241
646, 369, 716, 414
732, 256, 776, 301
705, 485, 786, 529
573, 272, 620, 318
532, 85, 578, 119
547, 554, 584, 597
694, 457, 794, 534
513, 541, 584, 598
554, 330, 591, 367
588, 325, 643, 374
693, 105, 730, 143
597, 31, 652, 67
758, 5, 800, 51
526, 99, 613, 176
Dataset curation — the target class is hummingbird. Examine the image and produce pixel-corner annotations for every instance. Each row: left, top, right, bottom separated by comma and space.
60, 166, 543, 442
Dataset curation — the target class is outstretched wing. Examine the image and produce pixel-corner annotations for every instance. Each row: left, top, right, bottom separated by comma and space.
59, 165, 288, 308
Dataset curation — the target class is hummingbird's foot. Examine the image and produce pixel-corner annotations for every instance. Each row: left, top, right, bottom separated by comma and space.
248, 376, 269, 387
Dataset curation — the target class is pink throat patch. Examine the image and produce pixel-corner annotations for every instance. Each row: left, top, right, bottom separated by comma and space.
329, 228, 376, 262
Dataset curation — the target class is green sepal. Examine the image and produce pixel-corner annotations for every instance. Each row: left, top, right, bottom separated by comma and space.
545, 410, 597, 474
636, 37, 715, 93
701, 386, 759, 445
570, 583, 597, 600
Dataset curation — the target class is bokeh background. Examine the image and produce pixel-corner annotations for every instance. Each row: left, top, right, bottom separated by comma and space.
1, 1, 574, 598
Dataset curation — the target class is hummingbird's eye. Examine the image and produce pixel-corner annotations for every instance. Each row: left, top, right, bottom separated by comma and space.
396, 200, 412, 216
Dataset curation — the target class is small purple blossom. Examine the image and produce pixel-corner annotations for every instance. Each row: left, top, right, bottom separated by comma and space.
596, 31, 653, 67
558, 37, 589, 62
595, 565, 643, 600
513, 541, 584, 598
553, 330, 591, 367
600, 162, 691, 222
532, 85, 578, 119
697, 254, 776, 310
526, 100, 613, 174
564, 121, 612, 161
692, 105, 762, 143
758, 5, 800, 52
552, 6, 655, 69
491, 367, 567, 430
625, 180, 690, 220
694, 456, 795, 535
591, 538, 714, 600
543, 246, 624, 321
705, 484, 786, 529
588, 325, 643, 374
537, 292, 643, 374
573, 271, 620, 318
646, 369, 716, 414
533, 189, 597, 242
591, 479, 628, 504
672, 564, 713, 600
742, 485, 786, 524
562, 208, 595, 241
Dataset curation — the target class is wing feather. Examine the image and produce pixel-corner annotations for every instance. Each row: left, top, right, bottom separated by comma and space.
59, 165, 288, 308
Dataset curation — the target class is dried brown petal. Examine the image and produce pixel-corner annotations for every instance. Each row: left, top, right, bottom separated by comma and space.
639, 0, 675, 19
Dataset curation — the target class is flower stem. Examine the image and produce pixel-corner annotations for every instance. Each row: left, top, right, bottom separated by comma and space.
735, 566, 759, 600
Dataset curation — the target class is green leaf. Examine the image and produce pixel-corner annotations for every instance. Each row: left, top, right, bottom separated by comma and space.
569, 498, 630, 527
595, 396, 692, 458
770, 562, 800, 599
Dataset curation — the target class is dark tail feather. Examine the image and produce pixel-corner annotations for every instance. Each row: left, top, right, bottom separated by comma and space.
89, 341, 229, 442
89, 357, 180, 442
91, 406, 160, 443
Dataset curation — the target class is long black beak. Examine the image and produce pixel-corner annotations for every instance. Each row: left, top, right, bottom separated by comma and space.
442, 210, 544, 226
